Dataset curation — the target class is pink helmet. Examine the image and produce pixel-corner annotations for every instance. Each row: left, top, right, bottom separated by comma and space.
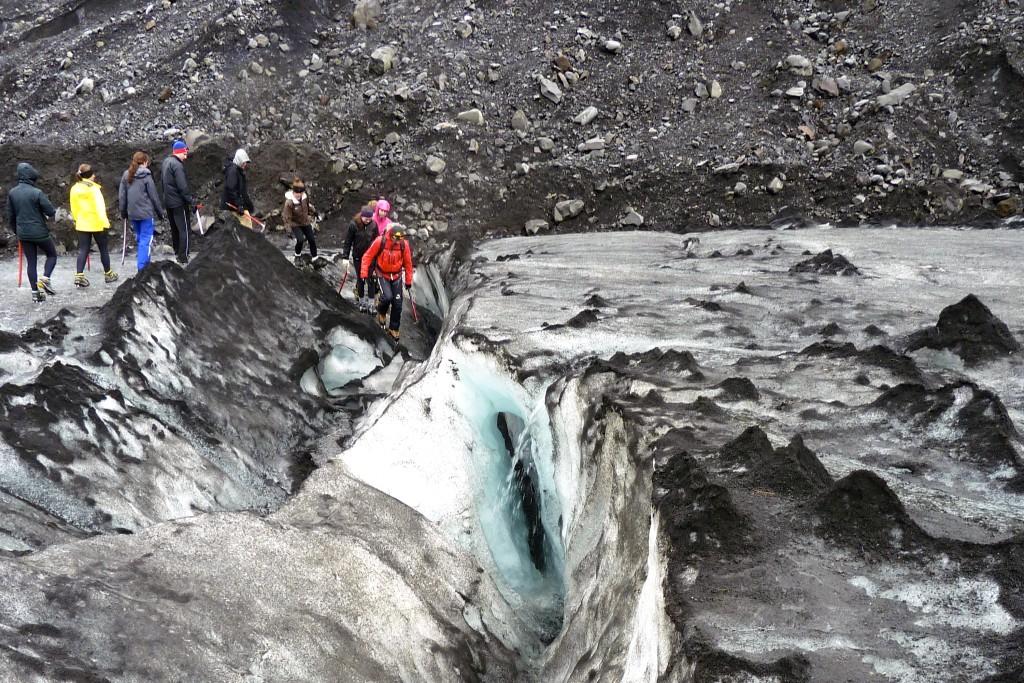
375, 199, 391, 214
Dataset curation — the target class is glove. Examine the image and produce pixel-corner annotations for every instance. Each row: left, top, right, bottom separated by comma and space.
342, 258, 350, 272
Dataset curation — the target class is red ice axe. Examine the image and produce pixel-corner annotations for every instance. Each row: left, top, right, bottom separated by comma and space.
17, 241, 23, 288
407, 285, 419, 323
226, 204, 265, 232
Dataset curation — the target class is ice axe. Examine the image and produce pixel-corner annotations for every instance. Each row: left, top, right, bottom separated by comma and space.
226, 203, 266, 233
196, 204, 206, 236
337, 269, 350, 294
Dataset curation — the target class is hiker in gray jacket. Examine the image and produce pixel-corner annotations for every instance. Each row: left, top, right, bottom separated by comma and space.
118, 151, 164, 271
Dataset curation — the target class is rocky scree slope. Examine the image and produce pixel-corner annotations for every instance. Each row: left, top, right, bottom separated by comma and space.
0, 0, 1022, 250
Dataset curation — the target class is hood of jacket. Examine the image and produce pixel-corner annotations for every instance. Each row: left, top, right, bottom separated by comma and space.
233, 148, 250, 167
133, 167, 152, 179
16, 162, 39, 184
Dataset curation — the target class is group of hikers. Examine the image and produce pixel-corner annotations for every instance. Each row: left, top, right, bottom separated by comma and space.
5, 142, 416, 340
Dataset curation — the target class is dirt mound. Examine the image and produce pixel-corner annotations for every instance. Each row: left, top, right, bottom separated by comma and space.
800, 340, 921, 378
872, 381, 1021, 470
603, 347, 705, 382
720, 427, 833, 497
714, 377, 760, 401
906, 294, 1021, 365
813, 470, 932, 557
789, 250, 861, 276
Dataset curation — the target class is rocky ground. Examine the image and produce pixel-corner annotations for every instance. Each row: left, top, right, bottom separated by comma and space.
1, 0, 1023, 258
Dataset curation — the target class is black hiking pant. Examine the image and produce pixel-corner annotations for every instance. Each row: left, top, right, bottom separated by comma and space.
292, 225, 317, 257
167, 206, 192, 261
76, 232, 111, 274
21, 238, 57, 291
353, 256, 378, 298
377, 277, 404, 331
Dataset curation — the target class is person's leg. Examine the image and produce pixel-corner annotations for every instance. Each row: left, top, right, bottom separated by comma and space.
168, 209, 181, 255
76, 232, 90, 274
388, 280, 404, 332
180, 208, 192, 261
41, 238, 57, 279
95, 232, 112, 272
376, 277, 394, 326
354, 257, 365, 298
135, 219, 154, 270
303, 226, 318, 258
22, 241, 39, 291
292, 227, 305, 255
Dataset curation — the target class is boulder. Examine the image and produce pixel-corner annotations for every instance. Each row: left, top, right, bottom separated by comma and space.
369, 46, 396, 74
553, 199, 585, 222
456, 108, 485, 125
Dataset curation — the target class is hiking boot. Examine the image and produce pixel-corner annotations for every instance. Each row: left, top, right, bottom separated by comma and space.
387, 328, 400, 341
376, 312, 387, 329
104, 270, 119, 283
176, 256, 189, 266
38, 276, 55, 295
31, 290, 45, 303
74, 273, 90, 288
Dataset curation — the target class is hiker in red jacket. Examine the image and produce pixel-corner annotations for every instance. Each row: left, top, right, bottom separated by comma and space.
360, 224, 414, 340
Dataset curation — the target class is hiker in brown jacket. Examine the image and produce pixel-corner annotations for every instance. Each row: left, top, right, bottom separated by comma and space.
282, 178, 318, 262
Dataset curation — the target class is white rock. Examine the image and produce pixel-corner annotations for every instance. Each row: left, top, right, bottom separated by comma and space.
425, 155, 446, 175
539, 76, 563, 103
525, 219, 548, 235
709, 80, 723, 99
75, 77, 95, 95
785, 86, 805, 98
687, 12, 703, 37
577, 137, 605, 152
621, 209, 644, 227
511, 110, 530, 132
853, 140, 875, 156
574, 106, 599, 125
942, 169, 964, 180
553, 199, 585, 222
456, 108, 485, 125
768, 177, 784, 194
370, 46, 396, 74
876, 83, 916, 107
603, 40, 622, 54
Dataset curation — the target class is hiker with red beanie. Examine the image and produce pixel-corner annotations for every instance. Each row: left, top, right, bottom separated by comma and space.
360, 223, 414, 340
372, 198, 392, 237
160, 139, 196, 265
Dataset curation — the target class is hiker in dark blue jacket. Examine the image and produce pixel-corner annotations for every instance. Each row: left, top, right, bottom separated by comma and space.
160, 140, 196, 265
118, 151, 164, 271
6, 162, 58, 302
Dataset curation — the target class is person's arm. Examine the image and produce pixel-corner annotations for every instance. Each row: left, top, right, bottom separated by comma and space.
6, 193, 15, 232
38, 190, 56, 220
403, 242, 414, 287
118, 175, 128, 218
360, 238, 381, 279
282, 199, 293, 228
146, 177, 164, 220
342, 222, 356, 259
69, 187, 82, 226
176, 163, 195, 207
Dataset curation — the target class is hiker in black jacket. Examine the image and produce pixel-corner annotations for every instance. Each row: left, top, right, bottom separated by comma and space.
220, 148, 254, 226
343, 205, 380, 312
161, 140, 195, 265
7, 162, 57, 302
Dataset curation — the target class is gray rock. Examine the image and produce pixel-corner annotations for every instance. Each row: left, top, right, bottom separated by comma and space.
734, 182, 748, 195
183, 58, 198, 72
621, 209, 644, 227
876, 83, 916, 107
425, 155, 446, 175
370, 46, 396, 75
667, 25, 682, 40
455, 21, 473, 38
785, 85, 805, 98
813, 76, 839, 97
853, 140, 875, 156
768, 177, 784, 194
603, 40, 622, 54
687, 12, 703, 37
539, 76, 563, 104
695, 82, 710, 99
709, 80, 723, 99
942, 169, 964, 180
681, 98, 698, 113
75, 77, 95, 95
457, 108, 485, 125
577, 137, 605, 152
574, 106, 599, 125
786, 55, 813, 76
511, 110, 530, 132
553, 199, 585, 222
525, 219, 548, 235
254, 34, 270, 48
537, 137, 555, 152
352, 0, 381, 29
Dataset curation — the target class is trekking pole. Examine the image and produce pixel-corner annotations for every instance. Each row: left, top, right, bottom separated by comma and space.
17, 241, 23, 288
337, 269, 350, 294
407, 286, 420, 323
120, 218, 128, 266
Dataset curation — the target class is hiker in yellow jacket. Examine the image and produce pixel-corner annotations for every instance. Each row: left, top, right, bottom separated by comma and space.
69, 164, 118, 287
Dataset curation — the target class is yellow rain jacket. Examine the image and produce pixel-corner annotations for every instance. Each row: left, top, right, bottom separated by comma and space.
69, 179, 111, 232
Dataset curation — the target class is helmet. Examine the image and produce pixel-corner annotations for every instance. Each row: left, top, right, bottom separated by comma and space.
375, 199, 391, 214
390, 223, 406, 239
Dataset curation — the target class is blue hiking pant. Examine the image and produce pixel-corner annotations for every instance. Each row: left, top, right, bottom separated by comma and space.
132, 218, 154, 270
